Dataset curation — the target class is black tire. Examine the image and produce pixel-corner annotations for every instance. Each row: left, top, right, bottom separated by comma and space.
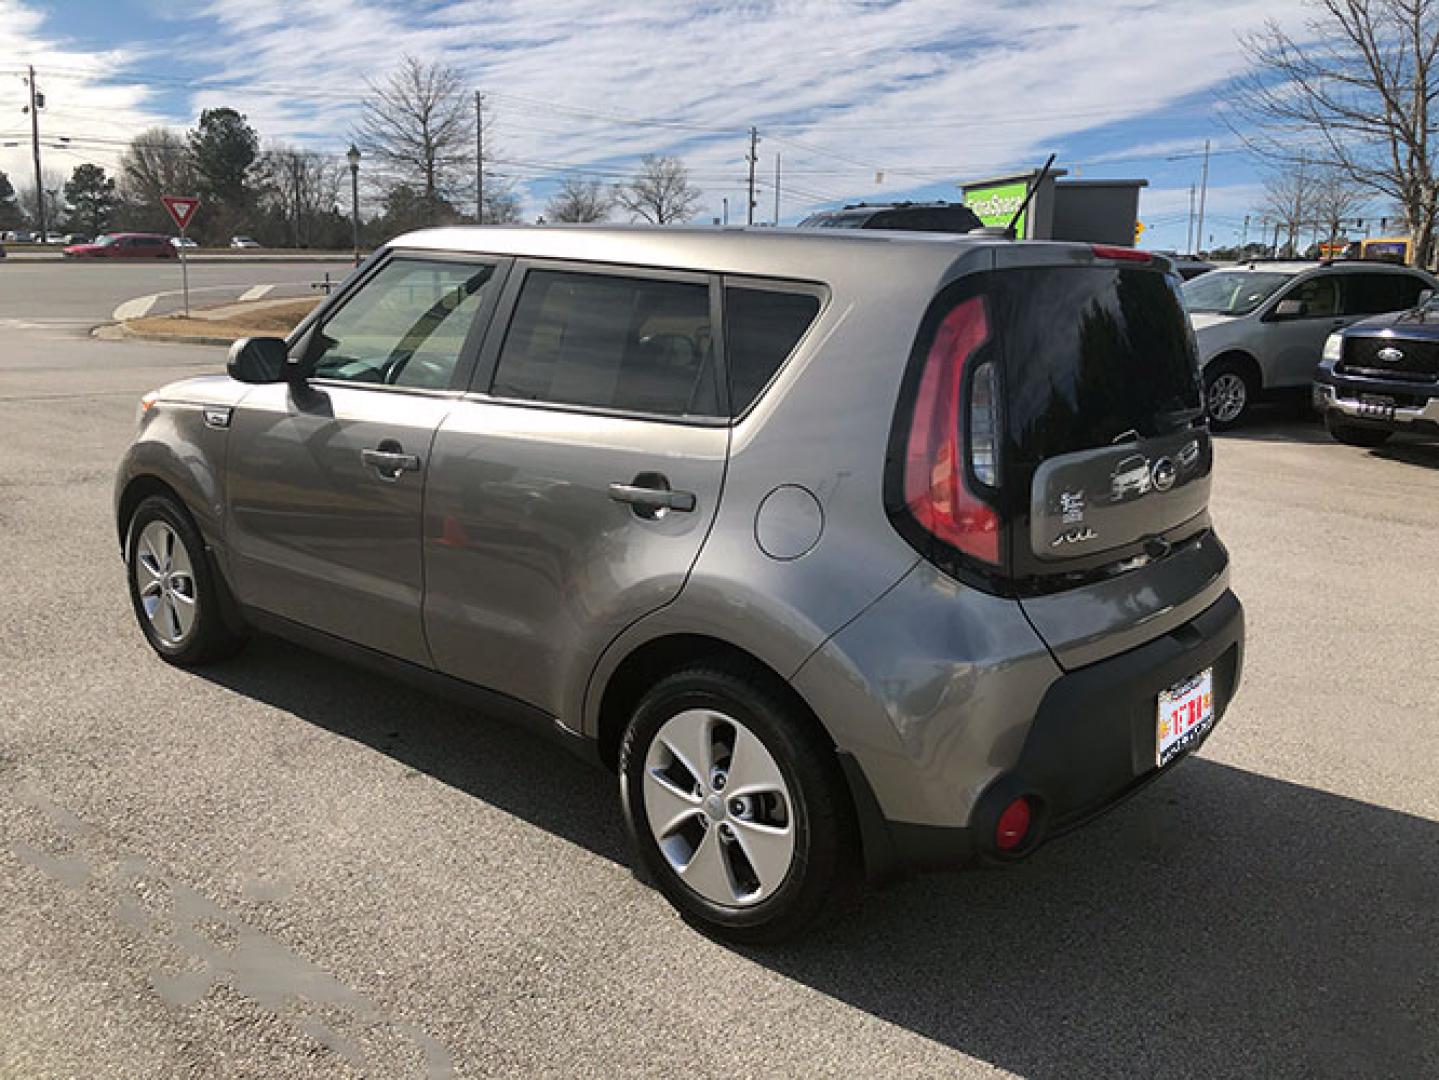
125, 494, 246, 665
1325, 416, 1393, 448
618, 662, 859, 944
1204, 360, 1256, 431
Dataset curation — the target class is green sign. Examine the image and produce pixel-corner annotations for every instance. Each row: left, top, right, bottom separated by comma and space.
965, 180, 1030, 237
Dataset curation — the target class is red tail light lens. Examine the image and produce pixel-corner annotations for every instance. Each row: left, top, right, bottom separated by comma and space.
902, 296, 1001, 564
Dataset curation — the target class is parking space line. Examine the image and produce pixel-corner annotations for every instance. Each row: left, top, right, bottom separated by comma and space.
112, 294, 160, 321
239, 284, 276, 301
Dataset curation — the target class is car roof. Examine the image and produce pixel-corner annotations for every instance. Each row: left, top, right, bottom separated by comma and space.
391, 224, 1007, 280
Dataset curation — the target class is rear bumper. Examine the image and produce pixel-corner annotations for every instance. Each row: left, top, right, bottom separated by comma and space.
848, 589, 1244, 877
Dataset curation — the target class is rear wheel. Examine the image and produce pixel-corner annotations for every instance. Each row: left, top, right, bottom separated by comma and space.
125, 494, 245, 665
618, 664, 858, 943
1204, 361, 1255, 430
1325, 416, 1393, 448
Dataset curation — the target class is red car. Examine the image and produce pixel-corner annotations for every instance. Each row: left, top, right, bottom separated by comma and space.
63, 233, 176, 259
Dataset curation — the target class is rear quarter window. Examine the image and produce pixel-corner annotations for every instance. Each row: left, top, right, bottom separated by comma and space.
724, 286, 821, 414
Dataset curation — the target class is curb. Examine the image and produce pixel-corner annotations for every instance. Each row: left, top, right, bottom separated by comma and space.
99, 323, 237, 347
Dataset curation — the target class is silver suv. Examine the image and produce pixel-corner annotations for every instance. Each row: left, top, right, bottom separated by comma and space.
116, 228, 1244, 941
1183, 260, 1437, 427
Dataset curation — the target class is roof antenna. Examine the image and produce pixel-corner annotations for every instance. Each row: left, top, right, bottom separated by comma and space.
1004, 153, 1056, 238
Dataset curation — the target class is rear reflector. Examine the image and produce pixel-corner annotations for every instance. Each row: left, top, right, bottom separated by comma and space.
995, 796, 1032, 851
902, 296, 1001, 564
1091, 244, 1151, 263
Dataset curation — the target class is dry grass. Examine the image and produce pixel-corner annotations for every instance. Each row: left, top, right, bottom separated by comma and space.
126, 298, 321, 341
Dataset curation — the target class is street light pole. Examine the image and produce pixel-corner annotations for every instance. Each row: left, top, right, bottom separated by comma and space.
26, 65, 45, 241
347, 144, 361, 267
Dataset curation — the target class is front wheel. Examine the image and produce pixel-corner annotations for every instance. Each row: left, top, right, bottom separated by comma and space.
618, 664, 858, 943
1204, 362, 1255, 430
125, 494, 245, 665
1325, 416, 1393, 448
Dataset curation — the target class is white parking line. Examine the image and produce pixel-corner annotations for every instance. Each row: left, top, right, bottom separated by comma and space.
110, 283, 288, 322
239, 284, 276, 301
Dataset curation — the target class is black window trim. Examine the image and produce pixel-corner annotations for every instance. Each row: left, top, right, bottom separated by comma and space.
720, 273, 830, 422
464, 257, 732, 427
288, 248, 513, 396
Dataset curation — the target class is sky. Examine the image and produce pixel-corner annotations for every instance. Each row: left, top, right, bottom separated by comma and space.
0, 0, 1384, 252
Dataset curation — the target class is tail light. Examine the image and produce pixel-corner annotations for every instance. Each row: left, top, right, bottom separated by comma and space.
901, 296, 1002, 565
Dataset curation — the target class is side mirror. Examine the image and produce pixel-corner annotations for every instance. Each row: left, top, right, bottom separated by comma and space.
1272, 299, 1305, 319
226, 336, 290, 384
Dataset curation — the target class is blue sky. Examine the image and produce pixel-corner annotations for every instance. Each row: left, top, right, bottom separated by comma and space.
0, 0, 1385, 250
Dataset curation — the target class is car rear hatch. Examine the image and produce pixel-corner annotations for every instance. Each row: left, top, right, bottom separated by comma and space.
886, 245, 1228, 671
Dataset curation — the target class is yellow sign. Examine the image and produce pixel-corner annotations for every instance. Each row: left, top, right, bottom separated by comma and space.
1134, 220, 1146, 242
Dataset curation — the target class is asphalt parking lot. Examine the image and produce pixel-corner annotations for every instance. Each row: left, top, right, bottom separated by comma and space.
1, 302, 1436, 1077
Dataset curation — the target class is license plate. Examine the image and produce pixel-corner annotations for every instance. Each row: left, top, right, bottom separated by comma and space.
1359, 395, 1396, 420
1156, 668, 1215, 767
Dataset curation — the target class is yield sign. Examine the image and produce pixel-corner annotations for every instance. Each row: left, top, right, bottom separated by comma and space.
161, 195, 200, 232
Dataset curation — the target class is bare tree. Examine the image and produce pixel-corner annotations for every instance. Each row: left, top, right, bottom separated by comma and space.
614, 155, 702, 224
258, 145, 343, 247
358, 56, 474, 214
1261, 164, 1319, 256
482, 181, 523, 224
1312, 167, 1368, 249
1231, 0, 1438, 267
116, 128, 199, 231
17, 168, 66, 233
544, 176, 613, 223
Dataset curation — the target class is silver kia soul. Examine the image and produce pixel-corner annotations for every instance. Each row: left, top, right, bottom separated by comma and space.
115, 227, 1244, 941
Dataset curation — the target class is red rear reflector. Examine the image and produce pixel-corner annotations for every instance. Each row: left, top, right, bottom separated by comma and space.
995, 796, 1032, 851
1091, 244, 1151, 263
902, 297, 1001, 564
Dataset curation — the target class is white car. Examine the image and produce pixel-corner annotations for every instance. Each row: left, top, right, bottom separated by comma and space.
170, 236, 199, 249
229, 236, 261, 250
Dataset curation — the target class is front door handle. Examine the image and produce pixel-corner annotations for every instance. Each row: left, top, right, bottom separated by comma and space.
361, 444, 421, 480
608, 475, 696, 518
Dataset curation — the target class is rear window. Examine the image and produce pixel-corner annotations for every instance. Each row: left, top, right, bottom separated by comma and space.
491, 269, 719, 418
993, 267, 1203, 464
724, 286, 821, 412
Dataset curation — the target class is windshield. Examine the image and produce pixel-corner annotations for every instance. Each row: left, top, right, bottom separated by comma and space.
1181, 270, 1293, 316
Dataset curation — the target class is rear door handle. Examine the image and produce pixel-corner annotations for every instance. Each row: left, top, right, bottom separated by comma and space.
608, 481, 696, 516
361, 446, 421, 479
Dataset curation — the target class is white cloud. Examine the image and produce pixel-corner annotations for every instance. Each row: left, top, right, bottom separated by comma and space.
2, 0, 1314, 225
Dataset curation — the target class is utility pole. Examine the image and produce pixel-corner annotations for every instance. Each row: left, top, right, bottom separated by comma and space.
1186, 184, 1195, 254
1272, 219, 1281, 259
722, 197, 729, 226
746, 127, 759, 226
773, 152, 781, 226
475, 91, 484, 225
1194, 138, 1210, 258
25, 65, 45, 240
291, 152, 302, 248
1241, 214, 1250, 251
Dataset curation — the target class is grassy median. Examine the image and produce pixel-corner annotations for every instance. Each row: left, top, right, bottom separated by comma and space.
125, 298, 321, 342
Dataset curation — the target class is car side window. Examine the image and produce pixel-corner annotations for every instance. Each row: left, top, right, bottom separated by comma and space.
310, 259, 498, 390
1340, 272, 1428, 316
725, 286, 821, 413
1286, 276, 1338, 317
490, 269, 719, 417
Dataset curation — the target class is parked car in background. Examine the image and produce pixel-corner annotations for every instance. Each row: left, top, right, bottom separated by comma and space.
43, 232, 67, 244
798, 201, 984, 234
63, 233, 90, 246
170, 236, 199, 249
230, 236, 261, 249
1181, 260, 1438, 427
62, 233, 177, 259
0, 242, 6, 259
1159, 254, 1215, 281
4, 230, 36, 243
1314, 287, 1439, 446
115, 226, 1242, 941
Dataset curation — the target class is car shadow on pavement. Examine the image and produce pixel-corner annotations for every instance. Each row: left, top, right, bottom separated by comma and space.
199, 639, 1437, 1079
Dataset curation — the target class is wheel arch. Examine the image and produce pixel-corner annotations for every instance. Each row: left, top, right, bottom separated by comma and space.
1206, 349, 1264, 390
593, 633, 836, 773
116, 473, 190, 555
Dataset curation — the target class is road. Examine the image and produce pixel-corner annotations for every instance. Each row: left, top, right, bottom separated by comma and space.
0, 310, 1436, 1078
0, 256, 357, 327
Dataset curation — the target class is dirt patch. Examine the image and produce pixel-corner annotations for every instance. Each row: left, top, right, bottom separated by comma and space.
125, 298, 321, 342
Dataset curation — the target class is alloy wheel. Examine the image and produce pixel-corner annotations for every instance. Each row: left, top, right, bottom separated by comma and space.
1208, 372, 1248, 424
642, 708, 796, 907
133, 519, 198, 646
